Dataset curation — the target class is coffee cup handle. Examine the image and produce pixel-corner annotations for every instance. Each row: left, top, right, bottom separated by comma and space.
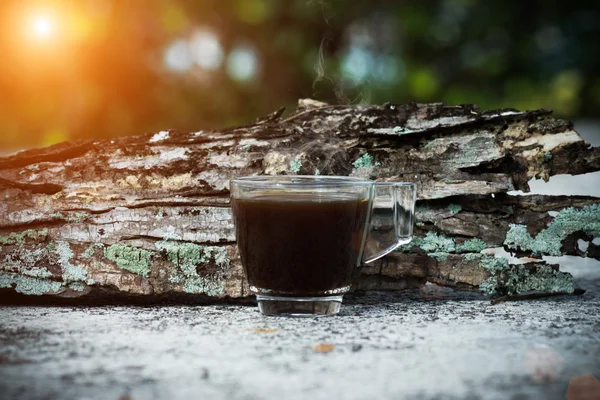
361, 182, 416, 264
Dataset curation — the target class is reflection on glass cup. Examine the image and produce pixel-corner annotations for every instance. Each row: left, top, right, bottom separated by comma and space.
230, 176, 416, 317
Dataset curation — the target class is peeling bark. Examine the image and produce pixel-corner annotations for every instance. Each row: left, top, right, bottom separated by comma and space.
1, 99, 598, 302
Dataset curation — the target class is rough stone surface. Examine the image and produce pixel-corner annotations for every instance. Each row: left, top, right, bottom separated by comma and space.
1, 257, 599, 400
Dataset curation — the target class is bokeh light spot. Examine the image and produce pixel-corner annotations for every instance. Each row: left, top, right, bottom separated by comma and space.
31, 14, 55, 39
164, 39, 193, 72
341, 46, 401, 85
409, 68, 439, 99
550, 70, 583, 115
341, 46, 372, 82
227, 45, 259, 82
460, 42, 486, 69
190, 30, 224, 70
42, 127, 69, 147
373, 56, 403, 83
235, 0, 274, 25
161, 4, 188, 34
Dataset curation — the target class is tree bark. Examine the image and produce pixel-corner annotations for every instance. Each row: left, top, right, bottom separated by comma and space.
1, 99, 599, 301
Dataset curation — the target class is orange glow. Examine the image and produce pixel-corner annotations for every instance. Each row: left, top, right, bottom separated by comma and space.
18, 4, 96, 47
30, 14, 55, 39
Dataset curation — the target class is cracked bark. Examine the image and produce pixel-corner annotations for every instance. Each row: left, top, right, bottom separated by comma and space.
0, 99, 598, 302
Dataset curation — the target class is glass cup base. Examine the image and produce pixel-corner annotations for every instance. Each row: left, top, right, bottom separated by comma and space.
256, 295, 343, 317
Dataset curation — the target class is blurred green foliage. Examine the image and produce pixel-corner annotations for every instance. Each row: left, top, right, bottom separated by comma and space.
0, 0, 599, 150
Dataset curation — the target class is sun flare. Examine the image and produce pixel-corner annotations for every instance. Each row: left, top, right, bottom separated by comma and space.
30, 14, 55, 39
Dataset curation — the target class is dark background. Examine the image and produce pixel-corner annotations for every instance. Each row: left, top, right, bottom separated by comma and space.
1, 0, 599, 152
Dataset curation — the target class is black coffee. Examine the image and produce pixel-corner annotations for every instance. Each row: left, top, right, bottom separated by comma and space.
232, 195, 370, 296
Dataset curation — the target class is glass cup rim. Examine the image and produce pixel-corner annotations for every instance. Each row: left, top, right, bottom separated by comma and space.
230, 175, 416, 187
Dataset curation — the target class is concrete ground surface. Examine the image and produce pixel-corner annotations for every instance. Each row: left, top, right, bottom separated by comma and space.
1, 257, 599, 400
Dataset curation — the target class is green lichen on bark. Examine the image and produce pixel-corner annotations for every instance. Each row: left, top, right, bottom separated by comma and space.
456, 238, 486, 253
504, 204, 600, 256
289, 158, 302, 173
479, 255, 509, 274
3, 246, 49, 271
420, 231, 456, 254
0, 229, 49, 246
399, 232, 487, 260
353, 153, 374, 168
447, 204, 462, 215
400, 232, 486, 262
499, 264, 574, 296
472, 254, 507, 294
53, 241, 88, 283
0, 232, 90, 294
461, 252, 484, 262
21, 266, 53, 279
68, 282, 87, 292
181, 276, 227, 296
82, 243, 103, 259
397, 231, 570, 296
156, 241, 230, 295
428, 252, 449, 261
50, 212, 89, 223
0, 273, 63, 295
479, 277, 499, 295
104, 245, 152, 277
476, 254, 574, 296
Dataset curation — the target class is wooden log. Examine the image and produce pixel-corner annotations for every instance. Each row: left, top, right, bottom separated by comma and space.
0, 99, 598, 301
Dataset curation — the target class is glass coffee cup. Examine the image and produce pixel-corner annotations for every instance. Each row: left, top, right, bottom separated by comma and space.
230, 176, 416, 317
